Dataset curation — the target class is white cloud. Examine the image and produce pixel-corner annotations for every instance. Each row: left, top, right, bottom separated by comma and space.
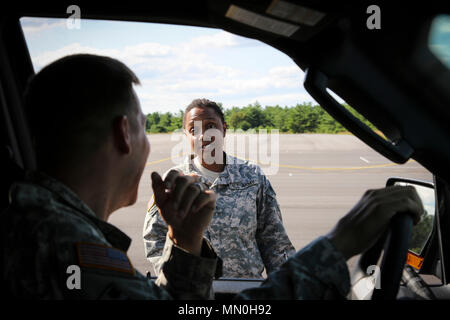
241, 92, 314, 107
186, 31, 240, 49
136, 85, 312, 113
32, 42, 172, 70
21, 19, 66, 34
269, 66, 301, 77
139, 66, 302, 97
29, 29, 311, 113
123, 43, 172, 58
32, 43, 112, 69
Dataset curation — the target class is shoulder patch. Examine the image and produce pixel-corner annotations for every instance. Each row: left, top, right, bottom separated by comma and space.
76, 242, 135, 275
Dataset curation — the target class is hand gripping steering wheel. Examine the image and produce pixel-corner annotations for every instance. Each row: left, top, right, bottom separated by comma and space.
353, 212, 413, 300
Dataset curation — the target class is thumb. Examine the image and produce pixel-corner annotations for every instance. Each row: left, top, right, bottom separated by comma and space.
151, 171, 166, 207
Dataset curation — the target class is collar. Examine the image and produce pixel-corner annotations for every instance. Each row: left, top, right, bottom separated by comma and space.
181, 153, 256, 187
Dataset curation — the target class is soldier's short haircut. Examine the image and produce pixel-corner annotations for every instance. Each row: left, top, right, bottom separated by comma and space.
183, 98, 225, 128
24, 54, 140, 168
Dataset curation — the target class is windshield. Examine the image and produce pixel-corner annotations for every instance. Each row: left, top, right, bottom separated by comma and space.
20, 16, 433, 280
429, 14, 450, 69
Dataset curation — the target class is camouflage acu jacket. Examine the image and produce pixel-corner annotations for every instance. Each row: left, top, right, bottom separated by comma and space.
1, 173, 351, 300
236, 236, 351, 300
144, 153, 296, 279
0, 172, 219, 299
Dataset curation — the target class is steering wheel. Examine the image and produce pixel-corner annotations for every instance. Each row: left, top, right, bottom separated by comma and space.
351, 212, 413, 300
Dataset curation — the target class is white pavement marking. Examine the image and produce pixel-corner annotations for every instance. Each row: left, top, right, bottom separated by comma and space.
360, 156, 370, 163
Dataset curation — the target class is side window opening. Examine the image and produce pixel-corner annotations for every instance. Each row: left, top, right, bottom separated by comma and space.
429, 14, 450, 69
20, 16, 433, 279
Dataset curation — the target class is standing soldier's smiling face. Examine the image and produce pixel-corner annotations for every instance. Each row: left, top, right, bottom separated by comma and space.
184, 106, 226, 166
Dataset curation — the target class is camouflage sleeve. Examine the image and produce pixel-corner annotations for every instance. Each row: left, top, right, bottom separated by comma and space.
61, 234, 219, 300
235, 236, 350, 300
31, 215, 173, 300
155, 234, 221, 299
255, 174, 296, 274
143, 197, 168, 276
53, 215, 218, 300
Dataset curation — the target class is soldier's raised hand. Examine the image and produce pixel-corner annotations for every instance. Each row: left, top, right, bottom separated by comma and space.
151, 170, 216, 256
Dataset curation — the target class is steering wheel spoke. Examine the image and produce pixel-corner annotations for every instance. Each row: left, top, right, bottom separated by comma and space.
351, 212, 414, 300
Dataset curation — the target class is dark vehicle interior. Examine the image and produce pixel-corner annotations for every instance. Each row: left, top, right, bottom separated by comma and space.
1, 1, 450, 300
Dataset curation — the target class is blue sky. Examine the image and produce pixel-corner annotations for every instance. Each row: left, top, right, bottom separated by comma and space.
430, 15, 450, 69
20, 15, 449, 115
21, 17, 313, 114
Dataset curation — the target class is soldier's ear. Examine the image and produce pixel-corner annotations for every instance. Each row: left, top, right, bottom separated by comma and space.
223, 122, 227, 138
112, 115, 131, 155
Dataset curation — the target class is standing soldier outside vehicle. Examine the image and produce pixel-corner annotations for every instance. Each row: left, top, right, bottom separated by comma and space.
144, 98, 296, 279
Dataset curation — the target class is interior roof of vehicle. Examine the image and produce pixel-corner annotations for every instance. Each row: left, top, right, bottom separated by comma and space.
3, 1, 450, 181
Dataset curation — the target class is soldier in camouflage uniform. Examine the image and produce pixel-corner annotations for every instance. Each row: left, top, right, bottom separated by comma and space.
144, 153, 296, 278
1, 171, 220, 299
144, 99, 295, 279
1, 54, 424, 300
0, 54, 220, 299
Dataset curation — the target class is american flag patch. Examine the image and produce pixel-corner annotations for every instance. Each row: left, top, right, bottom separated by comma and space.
76, 242, 135, 275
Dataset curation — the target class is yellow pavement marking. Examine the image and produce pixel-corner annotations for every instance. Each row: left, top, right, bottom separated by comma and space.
277, 162, 399, 171
145, 153, 187, 167
241, 158, 415, 172
145, 156, 176, 166
146, 154, 416, 172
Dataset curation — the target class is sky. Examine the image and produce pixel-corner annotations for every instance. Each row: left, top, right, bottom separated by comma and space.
20, 15, 449, 115
429, 15, 450, 69
20, 17, 313, 115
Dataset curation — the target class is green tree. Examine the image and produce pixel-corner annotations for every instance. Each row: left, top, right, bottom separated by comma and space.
286, 104, 320, 133
169, 110, 184, 131
146, 112, 161, 131
242, 102, 265, 128
316, 108, 346, 133
149, 124, 167, 133
345, 104, 377, 131
409, 211, 434, 254
228, 110, 247, 129
159, 112, 172, 128
144, 102, 364, 134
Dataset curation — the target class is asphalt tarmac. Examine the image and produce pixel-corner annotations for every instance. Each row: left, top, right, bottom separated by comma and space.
109, 133, 433, 276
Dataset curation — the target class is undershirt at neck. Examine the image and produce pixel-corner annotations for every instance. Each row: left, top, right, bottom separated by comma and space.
193, 156, 223, 184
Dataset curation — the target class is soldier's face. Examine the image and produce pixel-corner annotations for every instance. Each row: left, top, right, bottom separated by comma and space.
184, 107, 226, 163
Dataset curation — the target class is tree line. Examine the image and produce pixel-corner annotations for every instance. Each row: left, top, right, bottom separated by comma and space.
146, 102, 377, 134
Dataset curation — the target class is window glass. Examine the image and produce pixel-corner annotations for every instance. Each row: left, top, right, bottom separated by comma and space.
429, 14, 450, 69
21, 17, 433, 279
